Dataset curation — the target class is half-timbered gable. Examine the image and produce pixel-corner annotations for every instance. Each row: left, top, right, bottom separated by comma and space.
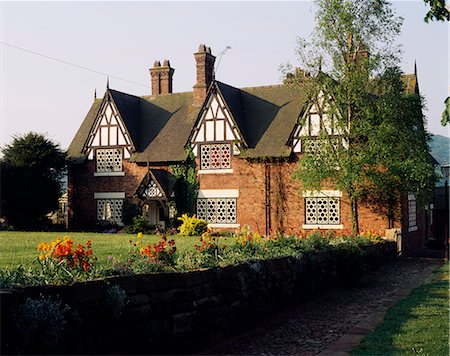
291, 90, 345, 154
190, 83, 247, 173
82, 90, 139, 179
136, 169, 176, 201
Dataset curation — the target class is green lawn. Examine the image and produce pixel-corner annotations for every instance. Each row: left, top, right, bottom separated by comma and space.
352, 262, 450, 355
0, 231, 206, 269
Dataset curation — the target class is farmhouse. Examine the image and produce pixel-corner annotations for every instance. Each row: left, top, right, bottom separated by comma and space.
67, 44, 430, 250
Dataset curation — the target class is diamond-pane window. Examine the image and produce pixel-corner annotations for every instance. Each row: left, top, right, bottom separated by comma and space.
96, 148, 123, 172
143, 179, 163, 198
305, 197, 340, 225
303, 138, 339, 154
408, 194, 417, 229
200, 144, 231, 170
197, 198, 236, 224
97, 199, 123, 225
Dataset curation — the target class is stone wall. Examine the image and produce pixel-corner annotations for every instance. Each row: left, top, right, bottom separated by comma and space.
1, 242, 396, 355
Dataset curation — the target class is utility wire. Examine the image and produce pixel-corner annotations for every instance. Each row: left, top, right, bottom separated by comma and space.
1, 41, 148, 88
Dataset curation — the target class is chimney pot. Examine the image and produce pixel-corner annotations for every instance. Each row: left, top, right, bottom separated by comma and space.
150, 60, 174, 96
193, 44, 215, 107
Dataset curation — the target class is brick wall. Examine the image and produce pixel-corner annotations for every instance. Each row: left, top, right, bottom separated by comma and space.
0, 242, 397, 355
197, 156, 394, 235
68, 160, 168, 230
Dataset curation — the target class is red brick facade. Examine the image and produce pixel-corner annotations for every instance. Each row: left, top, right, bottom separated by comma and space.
197, 155, 395, 235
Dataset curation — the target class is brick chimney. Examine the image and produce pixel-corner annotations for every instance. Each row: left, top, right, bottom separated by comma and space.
193, 44, 216, 107
150, 59, 174, 96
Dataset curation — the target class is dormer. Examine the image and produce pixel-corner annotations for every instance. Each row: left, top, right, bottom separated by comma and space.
291, 90, 344, 153
190, 83, 246, 173
83, 90, 136, 176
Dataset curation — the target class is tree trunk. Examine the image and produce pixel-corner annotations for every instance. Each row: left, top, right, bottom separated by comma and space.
349, 195, 359, 236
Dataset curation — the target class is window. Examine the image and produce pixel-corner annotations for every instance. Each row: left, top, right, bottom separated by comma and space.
408, 193, 417, 232
96, 148, 123, 173
97, 199, 123, 225
197, 198, 237, 224
143, 179, 163, 198
303, 190, 343, 229
200, 143, 231, 170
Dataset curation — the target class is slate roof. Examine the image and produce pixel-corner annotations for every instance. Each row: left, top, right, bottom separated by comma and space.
67, 99, 103, 160
67, 73, 416, 163
215, 81, 310, 158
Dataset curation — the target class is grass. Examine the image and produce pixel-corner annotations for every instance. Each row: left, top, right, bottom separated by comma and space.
351, 262, 449, 356
0, 231, 208, 269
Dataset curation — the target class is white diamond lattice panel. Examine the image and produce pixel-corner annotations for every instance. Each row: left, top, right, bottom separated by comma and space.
143, 179, 163, 198
97, 199, 123, 225
96, 148, 123, 172
200, 144, 231, 170
197, 198, 237, 223
305, 197, 340, 225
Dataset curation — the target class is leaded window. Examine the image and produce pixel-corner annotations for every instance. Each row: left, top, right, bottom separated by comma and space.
143, 179, 163, 198
96, 148, 123, 172
200, 144, 231, 170
305, 197, 340, 225
303, 137, 340, 154
97, 199, 123, 225
408, 194, 417, 230
197, 198, 237, 224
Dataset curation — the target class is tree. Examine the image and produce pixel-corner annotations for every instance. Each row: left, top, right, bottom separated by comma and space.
362, 68, 437, 224
1, 132, 66, 229
290, 0, 436, 234
424, 0, 449, 22
441, 97, 450, 126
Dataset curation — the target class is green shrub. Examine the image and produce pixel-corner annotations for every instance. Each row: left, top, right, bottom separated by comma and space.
177, 214, 208, 236
122, 200, 140, 226
14, 295, 72, 353
123, 216, 155, 234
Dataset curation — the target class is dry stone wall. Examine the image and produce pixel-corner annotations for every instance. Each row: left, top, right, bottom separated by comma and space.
1, 242, 396, 355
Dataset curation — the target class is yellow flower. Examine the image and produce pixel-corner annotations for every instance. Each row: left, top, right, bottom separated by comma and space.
137, 232, 143, 239
39, 253, 46, 261
135, 240, 141, 246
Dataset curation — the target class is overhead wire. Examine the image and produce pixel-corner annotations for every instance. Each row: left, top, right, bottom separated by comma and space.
0, 41, 148, 88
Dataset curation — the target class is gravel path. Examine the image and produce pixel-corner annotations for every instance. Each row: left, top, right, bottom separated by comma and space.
201, 258, 444, 355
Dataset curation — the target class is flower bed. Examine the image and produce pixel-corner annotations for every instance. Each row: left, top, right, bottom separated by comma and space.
1, 228, 386, 288
1, 234, 397, 355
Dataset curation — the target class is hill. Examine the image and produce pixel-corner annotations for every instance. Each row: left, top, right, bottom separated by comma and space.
429, 134, 450, 164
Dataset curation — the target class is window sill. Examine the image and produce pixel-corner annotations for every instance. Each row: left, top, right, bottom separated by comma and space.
198, 169, 233, 174
208, 223, 240, 228
302, 224, 343, 230
94, 172, 125, 177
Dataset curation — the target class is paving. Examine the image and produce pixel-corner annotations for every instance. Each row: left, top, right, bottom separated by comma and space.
201, 257, 444, 355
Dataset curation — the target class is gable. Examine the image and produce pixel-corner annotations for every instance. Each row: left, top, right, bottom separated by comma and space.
84, 93, 135, 160
135, 169, 177, 199
291, 91, 343, 153
191, 91, 243, 144
142, 178, 164, 198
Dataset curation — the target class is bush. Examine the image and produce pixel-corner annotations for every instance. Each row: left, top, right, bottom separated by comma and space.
177, 214, 208, 236
123, 216, 155, 234
122, 200, 140, 226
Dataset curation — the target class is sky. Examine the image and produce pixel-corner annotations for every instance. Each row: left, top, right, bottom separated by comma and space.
1, 1, 449, 151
